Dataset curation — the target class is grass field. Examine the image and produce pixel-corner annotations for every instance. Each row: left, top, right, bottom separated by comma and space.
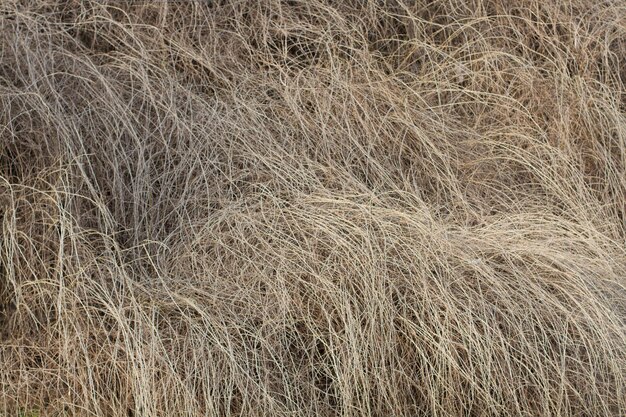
1, 0, 625, 415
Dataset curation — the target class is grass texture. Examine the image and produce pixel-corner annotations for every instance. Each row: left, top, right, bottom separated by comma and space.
1, 0, 625, 416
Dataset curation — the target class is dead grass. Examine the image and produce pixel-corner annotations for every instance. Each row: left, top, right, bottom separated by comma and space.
0, 0, 625, 416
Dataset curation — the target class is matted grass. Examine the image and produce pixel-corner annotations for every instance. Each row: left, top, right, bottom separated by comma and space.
1, 1, 625, 415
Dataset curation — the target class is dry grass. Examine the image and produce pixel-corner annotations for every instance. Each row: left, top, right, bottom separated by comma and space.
1, 0, 625, 415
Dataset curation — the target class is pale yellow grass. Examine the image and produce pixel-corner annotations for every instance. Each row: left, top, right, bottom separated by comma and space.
0, 1, 625, 416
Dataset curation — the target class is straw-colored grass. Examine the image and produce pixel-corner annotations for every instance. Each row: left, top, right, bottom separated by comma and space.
1, 1, 625, 416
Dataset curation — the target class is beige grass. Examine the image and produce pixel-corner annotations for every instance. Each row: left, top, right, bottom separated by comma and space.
1, 0, 625, 416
